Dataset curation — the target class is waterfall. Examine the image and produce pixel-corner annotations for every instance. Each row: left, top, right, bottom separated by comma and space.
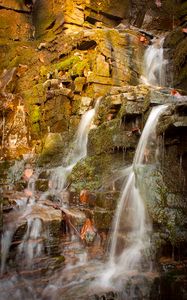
1, 229, 15, 274
47, 99, 100, 196
17, 218, 45, 266
143, 37, 168, 87
101, 104, 168, 286
1, 100, 100, 274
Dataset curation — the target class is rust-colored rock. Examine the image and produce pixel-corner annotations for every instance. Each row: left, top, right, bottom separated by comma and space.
80, 189, 90, 204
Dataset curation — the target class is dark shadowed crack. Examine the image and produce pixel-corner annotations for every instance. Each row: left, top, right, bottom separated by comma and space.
0, 5, 31, 14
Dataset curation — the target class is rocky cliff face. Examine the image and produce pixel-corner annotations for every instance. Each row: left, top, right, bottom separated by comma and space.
0, 0, 187, 299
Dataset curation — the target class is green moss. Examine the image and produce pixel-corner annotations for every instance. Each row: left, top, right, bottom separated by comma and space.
94, 191, 119, 210
16, 0, 25, 5
164, 29, 184, 49
88, 119, 137, 156
93, 209, 113, 230
138, 166, 187, 248
40, 66, 48, 77
174, 39, 187, 66
38, 133, 66, 165
9, 48, 37, 69
31, 122, 40, 137
69, 151, 130, 194
35, 179, 49, 192
24, 84, 44, 106
71, 59, 89, 77
70, 156, 100, 191
174, 64, 187, 87
55, 255, 65, 264
30, 105, 40, 123
0, 161, 11, 175
178, 1, 187, 18
54, 55, 81, 72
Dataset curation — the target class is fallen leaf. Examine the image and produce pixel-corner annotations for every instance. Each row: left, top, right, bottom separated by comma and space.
182, 28, 187, 33
80, 218, 95, 241
80, 189, 89, 204
140, 36, 146, 43
171, 89, 181, 97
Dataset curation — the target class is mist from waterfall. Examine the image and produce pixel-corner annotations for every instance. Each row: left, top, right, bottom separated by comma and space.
143, 37, 168, 87
100, 104, 168, 286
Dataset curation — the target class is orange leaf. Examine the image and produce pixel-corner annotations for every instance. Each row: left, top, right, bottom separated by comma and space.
182, 28, 187, 33
140, 36, 146, 43
80, 218, 93, 240
80, 189, 89, 204
171, 89, 181, 97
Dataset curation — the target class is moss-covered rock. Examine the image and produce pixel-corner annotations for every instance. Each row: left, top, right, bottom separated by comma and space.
88, 119, 138, 156
54, 56, 81, 72
164, 28, 187, 91
0, 8, 32, 42
92, 191, 120, 210
38, 133, 65, 165
93, 208, 113, 231
137, 165, 187, 254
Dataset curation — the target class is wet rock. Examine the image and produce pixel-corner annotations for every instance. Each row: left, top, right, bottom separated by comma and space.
0, 0, 31, 12
35, 179, 49, 192
0, 68, 17, 93
93, 191, 119, 210
74, 77, 86, 92
93, 208, 113, 231
39, 133, 65, 165
88, 119, 138, 156
43, 79, 60, 90
138, 164, 187, 259
32, 0, 64, 38
159, 261, 187, 300
164, 28, 187, 91
62, 207, 86, 228
96, 54, 110, 77
69, 152, 132, 194
64, 1, 84, 27
0, 7, 32, 41
149, 89, 172, 105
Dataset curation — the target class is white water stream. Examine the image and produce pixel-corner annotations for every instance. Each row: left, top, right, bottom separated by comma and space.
100, 104, 168, 286
1, 100, 99, 274
143, 37, 168, 87
0, 170, 39, 274
44, 99, 100, 198
17, 218, 44, 266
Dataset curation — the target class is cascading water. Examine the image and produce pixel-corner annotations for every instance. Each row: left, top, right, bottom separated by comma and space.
100, 104, 168, 286
143, 37, 168, 87
1, 100, 100, 274
44, 99, 100, 198
0, 167, 40, 274
17, 218, 44, 266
